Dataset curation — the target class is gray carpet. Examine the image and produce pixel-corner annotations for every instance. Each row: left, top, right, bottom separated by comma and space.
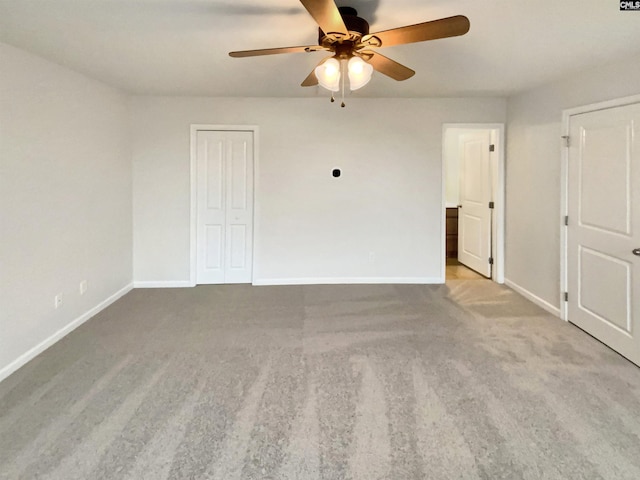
1, 280, 640, 480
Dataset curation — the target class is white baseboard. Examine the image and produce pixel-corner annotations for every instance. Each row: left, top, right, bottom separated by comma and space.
252, 277, 443, 286
133, 281, 193, 288
504, 278, 561, 318
0, 283, 134, 383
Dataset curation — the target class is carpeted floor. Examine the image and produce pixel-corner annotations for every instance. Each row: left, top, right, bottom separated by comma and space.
1, 280, 640, 480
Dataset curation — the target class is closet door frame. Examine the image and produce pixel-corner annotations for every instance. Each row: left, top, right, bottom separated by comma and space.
189, 124, 260, 286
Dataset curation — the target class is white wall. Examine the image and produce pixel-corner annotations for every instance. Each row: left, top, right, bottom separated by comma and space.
131, 97, 506, 285
505, 55, 640, 311
0, 43, 132, 379
443, 128, 465, 207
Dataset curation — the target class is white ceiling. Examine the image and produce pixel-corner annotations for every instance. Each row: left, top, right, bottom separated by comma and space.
1, 0, 639, 98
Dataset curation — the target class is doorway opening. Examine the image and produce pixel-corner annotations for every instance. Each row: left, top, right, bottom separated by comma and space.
442, 124, 505, 283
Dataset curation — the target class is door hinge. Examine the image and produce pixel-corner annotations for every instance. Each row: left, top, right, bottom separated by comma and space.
564, 215, 569, 226
561, 135, 570, 147
489, 201, 495, 209
489, 257, 494, 265
564, 292, 569, 302
489, 144, 495, 152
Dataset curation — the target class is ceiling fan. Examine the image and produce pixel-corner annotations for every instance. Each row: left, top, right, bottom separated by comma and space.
229, 0, 470, 97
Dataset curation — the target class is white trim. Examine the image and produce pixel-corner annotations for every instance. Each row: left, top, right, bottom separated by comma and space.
504, 278, 561, 318
440, 130, 447, 282
560, 110, 570, 321
253, 277, 443, 286
562, 94, 640, 119
560, 94, 640, 321
189, 125, 260, 287
493, 125, 506, 284
133, 281, 193, 288
442, 123, 505, 284
0, 283, 133, 383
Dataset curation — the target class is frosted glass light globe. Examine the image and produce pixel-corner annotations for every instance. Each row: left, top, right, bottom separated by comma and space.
348, 56, 373, 91
315, 57, 341, 92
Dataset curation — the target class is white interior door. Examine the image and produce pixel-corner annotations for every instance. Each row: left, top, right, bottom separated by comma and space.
567, 103, 640, 366
458, 131, 492, 277
196, 130, 254, 284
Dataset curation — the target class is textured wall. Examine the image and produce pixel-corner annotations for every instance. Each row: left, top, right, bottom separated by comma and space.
130, 96, 506, 285
0, 43, 132, 377
505, 55, 640, 309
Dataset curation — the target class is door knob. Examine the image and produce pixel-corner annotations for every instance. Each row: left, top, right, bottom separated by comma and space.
633, 248, 640, 256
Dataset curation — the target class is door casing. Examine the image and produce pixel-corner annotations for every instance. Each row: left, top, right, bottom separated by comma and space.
190, 125, 260, 286
560, 94, 640, 321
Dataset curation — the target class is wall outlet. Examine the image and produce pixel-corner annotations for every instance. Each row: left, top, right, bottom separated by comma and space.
54, 293, 63, 309
79, 280, 87, 295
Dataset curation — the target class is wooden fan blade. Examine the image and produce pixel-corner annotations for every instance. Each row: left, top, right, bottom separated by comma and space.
301, 69, 319, 87
363, 52, 415, 81
366, 15, 470, 48
299, 0, 348, 35
229, 45, 324, 58
301, 56, 332, 86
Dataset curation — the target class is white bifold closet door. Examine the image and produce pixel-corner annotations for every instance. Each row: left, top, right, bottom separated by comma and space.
196, 130, 254, 284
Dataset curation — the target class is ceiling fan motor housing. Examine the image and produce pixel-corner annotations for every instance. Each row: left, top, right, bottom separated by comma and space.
318, 6, 370, 55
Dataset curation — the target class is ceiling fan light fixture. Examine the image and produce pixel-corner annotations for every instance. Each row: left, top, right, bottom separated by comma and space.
315, 57, 341, 92
347, 56, 373, 91
230, 2, 471, 97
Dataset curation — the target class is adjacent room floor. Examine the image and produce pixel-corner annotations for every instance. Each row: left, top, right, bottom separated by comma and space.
446, 258, 486, 280
1, 281, 639, 480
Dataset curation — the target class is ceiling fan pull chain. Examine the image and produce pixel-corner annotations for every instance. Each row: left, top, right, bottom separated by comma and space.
341, 59, 346, 107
